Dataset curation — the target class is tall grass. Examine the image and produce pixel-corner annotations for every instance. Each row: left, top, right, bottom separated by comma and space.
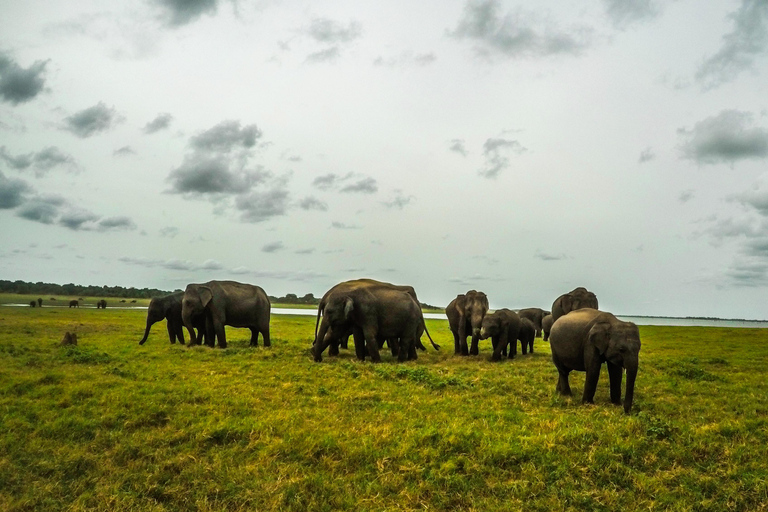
0, 304, 767, 511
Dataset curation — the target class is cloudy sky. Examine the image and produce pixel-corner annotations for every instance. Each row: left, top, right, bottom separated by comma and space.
1, 0, 768, 319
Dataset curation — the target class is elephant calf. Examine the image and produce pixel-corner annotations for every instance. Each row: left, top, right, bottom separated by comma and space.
517, 317, 535, 354
542, 314, 553, 341
479, 309, 521, 361
549, 308, 640, 414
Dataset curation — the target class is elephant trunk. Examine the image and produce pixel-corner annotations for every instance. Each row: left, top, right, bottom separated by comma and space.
182, 309, 198, 345
138, 318, 156, 345
623, 360, 638, 414
314, 318, 331, 362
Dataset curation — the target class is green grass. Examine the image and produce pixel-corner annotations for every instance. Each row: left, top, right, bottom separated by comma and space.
1, 305, 767, 511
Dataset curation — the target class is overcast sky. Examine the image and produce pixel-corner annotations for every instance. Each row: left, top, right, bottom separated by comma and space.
1, 0, 768, 319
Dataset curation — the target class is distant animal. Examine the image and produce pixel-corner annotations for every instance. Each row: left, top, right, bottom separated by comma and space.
60, 332, 78, 346
37, 298, 42, 307
517, 317, 536, 354
50, 298, 56, 301
120, 299, 126, 303
29, 301, 36, 307
446, 290, 489, 355
68, 300, 79, 308
96, 299, 107, 309
542, 314, 553, 341
549, 308, 640, 414
479, 308, 521, 361
182, 280, 271, 349
551, 287, 598, 322
130, 299, 136, 303
517, 307, 550, 338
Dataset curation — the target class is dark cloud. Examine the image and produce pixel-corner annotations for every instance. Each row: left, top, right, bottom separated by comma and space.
154, 0, 218, 27
113, 146, 136, 156
235, 188, 289, 223
638, 147, 655, 163
143, 113, 173, 134
98, 216, 136, 231
0, 170, 32, 208
189, 120, 261, 153
166, 157, 269, 195
450, 0, 592, 59
306, 46, 342, 63
261, 241, 284, 253
679, 110, 768, 165
479, 137, 527, 178
15, 195, 66, 224
63, 102, 123, 138
340, 177, 378, 194
59, 208, 101, 230
312, 173, 342, 190
0, 53, 48, 105
331, 221, 361, 229
449, 139, 469, 156
295, 248, 315, 255
0, 146, 78, 177
696, 0, 768, 90
306, 18, 362, 44
603, 0, 660, 29
299, 196, 328, 211
382, 191, 413, 209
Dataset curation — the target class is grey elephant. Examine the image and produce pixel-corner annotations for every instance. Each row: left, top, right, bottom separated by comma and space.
479, 308, 521, 361
446, 290, 489, 355
314, 278, 439, 356
517, 307, 550, 337
542, 314, 553, 341
37, 298, 42, 307
549, 308, 640, 414
29, 300, 36, 307
68, 299, 79, 308
139, 291, 208, 346
551, 287, 598, 322
96, 299, 107, 309
182, 280, 271, 349
517, 317, 536, 354
313, 286, 423, 362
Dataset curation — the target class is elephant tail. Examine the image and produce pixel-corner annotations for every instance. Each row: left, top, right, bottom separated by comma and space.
423, 320, 440, 350
313, 304, 324, 345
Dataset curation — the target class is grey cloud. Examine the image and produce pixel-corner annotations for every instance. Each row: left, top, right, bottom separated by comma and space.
113, 146, 136, 156
340, 177, 378, 194
535, 250, 568, 261
295, 248, 315, 255
331, 221, 361, 229
725, 259, 768, 286
373, 51, 437, 67
235, 188, 289, 223
159, 226, 179, 238
299, 196, 328, 211
98, 216, 136, 231
63, 102, 123, 138
59, 208, 100, 230
306, 18, 362, 44
696, 0, 768, 90
383, 191, 413, 209
306, 46, 341, 63
189, 120, 262, 153
479, 137, 527, 178
638, 147, 655, 163
166, 157, 269, 195
0, 170, 32, 208
450, 0, 592, 59
0, 146, 78, 177
143, 113, 173, 134
154, 0, 218, 27
0, 53, 48, 105
200, 259, 223, 270
14, 195, 67, 224
313, 173, 342, 190
679, 190, 694, 203
449, 139, 468, 156
262, 241, 284, 253
119, 256, 222, 272
679, 110, 768, 165
603, 0, 660, 29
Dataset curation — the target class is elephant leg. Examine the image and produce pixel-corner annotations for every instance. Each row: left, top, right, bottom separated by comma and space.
582, 363, 602, 404
166, 319, 177, 344
329, 338, 340, 356
529, 339, 534, 354
340, 336, 349, 350
353, 329, 366, 361
458, 319, 470, 355
214, 322, 227, 349
249, 327, 259, 347
556, 370, 572, 396
175, 320, 185, 345
363, 327, 381, 363
607, 361, 623, 405
469, 332, 480, 356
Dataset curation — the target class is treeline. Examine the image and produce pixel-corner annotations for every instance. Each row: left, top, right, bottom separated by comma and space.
0, 280, 174, 299
269, 293, 321, 305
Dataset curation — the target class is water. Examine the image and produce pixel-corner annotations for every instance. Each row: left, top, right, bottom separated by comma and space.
7, 304, 768, 328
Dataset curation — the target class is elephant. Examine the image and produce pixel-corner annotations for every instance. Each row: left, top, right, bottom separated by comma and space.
551, 287, 598, 322
313, 286, 423, 363
313, 279, 439, 356
517, 308, 550, 338
542, 314, 553, 341
68, 300, 79, 308
446, 290, 489, 355
549, 308, 640, 414
479, 308, 521, 361
139, 292, 208, 346
29, 301, 36, 307
517, 317, 536, 354
182, 280, 271, 349
96, 299, 107, 309
37, 298, 42, 307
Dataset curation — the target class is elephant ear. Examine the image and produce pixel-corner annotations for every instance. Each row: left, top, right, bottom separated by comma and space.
561, 295, 573, 313
588, 322, 612, 355
343, 297, 354, 319
199, 286, 214, 309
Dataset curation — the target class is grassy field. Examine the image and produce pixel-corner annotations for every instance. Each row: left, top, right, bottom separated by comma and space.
1, 298, 767, 511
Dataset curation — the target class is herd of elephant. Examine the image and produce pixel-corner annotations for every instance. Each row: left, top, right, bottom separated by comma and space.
138, 279, 641, 413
